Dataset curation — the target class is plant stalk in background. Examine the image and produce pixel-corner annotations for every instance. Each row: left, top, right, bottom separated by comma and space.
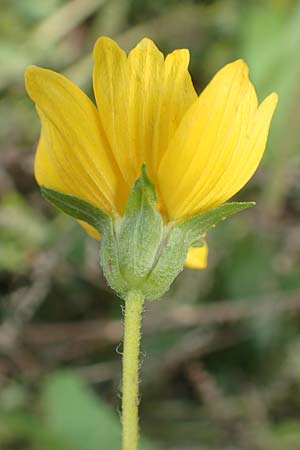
25, 37, 277, 450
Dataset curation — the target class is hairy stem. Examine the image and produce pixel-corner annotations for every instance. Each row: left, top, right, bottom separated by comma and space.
122, 290, 144, 450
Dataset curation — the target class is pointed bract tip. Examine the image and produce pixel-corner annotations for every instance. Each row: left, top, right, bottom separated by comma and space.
141, 162, 148, 178
140, 162, 154, 188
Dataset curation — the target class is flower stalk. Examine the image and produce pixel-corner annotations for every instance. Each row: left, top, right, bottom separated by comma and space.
122, 290, 144, 450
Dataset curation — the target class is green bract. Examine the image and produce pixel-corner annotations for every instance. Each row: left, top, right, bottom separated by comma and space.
41, 166, 254, 300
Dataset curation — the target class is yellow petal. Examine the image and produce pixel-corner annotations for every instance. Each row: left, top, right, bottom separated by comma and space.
185, 243, 208, 269
25, 65, 127, 215
158, 60, 278, 220
93, 37, 197, 200
93, 37, 136, 186
199, 92, 278, 211
151, 48, 198, 176
79, 221, 101, 239
35, 114, 108, 239
35, 111, 105, 208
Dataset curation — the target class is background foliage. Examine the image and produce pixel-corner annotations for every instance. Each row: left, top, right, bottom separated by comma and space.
1, 0, 300, 449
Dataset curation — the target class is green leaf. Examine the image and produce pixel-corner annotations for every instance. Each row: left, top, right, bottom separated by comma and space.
178, 201, 255, 243
42, 371, 155, 450
40, 187, 111, 235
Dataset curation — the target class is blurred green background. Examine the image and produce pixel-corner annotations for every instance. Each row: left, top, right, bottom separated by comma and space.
1, 0, 300, 449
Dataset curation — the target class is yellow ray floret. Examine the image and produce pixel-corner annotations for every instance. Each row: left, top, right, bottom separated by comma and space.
185, 243, 208, 269
26, 66, 128, 216
24, 37, 278, 269
92, 37, 197, 190
159, 60, 278, 220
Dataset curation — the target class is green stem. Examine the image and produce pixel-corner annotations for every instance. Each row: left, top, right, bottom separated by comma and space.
122, 290, 145, 450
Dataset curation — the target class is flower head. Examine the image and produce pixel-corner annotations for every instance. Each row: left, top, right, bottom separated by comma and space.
25, 37, 277, 271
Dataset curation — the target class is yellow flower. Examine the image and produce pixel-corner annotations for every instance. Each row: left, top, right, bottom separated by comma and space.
25, 37, 277, 270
